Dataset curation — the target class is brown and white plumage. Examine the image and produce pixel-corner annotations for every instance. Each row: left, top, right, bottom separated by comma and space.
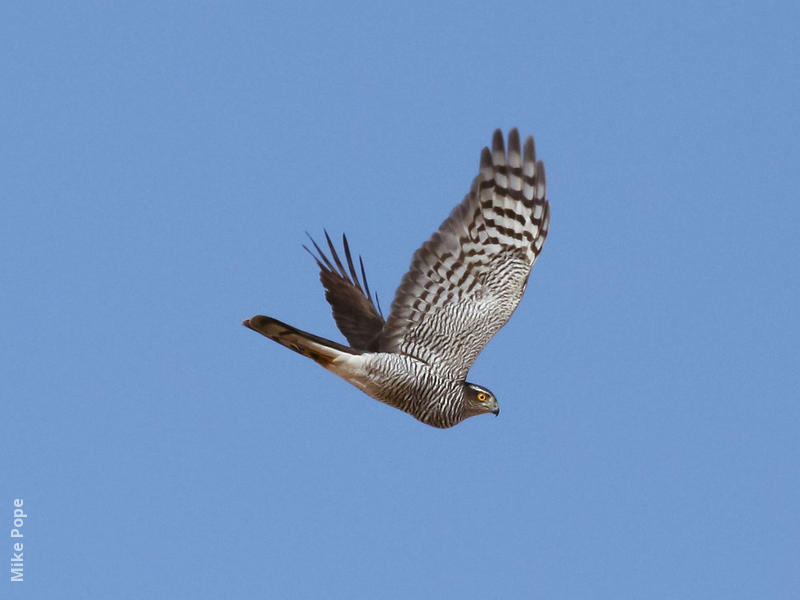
244, 128, 550, 428
303, 231, 385, 352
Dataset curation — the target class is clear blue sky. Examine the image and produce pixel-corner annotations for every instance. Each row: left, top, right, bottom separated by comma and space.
3, 2, 799, 598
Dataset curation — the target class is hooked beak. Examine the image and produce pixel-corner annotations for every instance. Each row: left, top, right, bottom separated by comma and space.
493, 407, 500, 416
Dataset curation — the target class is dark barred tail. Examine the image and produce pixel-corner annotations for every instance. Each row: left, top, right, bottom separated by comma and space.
243, 315, 362, 368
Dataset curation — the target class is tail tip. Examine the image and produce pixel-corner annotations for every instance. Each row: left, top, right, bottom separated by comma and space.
243, 316, 271, 332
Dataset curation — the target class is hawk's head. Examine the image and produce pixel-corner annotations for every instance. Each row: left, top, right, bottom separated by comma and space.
463, 382, 500, 419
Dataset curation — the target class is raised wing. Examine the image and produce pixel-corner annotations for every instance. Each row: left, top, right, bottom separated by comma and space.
379, 129, 549, 378
305, 231, 385, 351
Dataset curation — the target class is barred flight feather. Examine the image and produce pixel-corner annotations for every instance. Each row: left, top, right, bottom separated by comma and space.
380, 128, 549, 379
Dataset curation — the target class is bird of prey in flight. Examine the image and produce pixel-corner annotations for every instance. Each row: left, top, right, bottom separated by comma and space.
244, 128, 549, 428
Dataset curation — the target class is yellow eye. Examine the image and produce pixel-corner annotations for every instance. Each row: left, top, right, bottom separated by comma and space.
477, 392, 487, 402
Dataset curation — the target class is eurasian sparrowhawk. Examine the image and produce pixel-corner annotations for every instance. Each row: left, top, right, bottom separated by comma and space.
244, 129, 550, 428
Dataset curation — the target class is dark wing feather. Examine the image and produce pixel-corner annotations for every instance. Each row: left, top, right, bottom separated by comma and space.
304, 231, 385, 351
379, 129, 550, 378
